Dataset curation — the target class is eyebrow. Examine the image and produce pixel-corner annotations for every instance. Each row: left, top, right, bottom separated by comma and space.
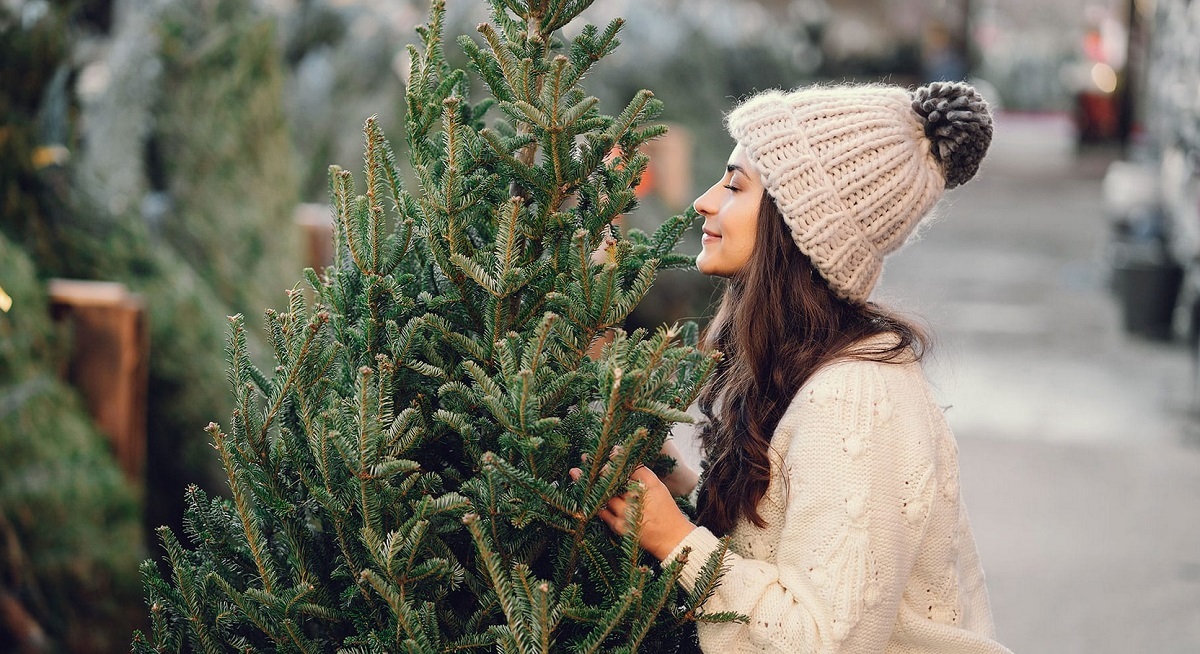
726, 163, 745, 175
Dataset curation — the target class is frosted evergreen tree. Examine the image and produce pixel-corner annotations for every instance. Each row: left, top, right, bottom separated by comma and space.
133, 1, 741, 651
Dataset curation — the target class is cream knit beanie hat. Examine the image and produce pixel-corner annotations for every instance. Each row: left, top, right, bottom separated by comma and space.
726, 81, 993, 304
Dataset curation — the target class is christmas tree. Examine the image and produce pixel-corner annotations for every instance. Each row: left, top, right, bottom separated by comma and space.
134, 1, 741, 651
0, 233, 145, 654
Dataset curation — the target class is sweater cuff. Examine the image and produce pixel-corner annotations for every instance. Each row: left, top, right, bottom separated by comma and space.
660, 526, 723, 593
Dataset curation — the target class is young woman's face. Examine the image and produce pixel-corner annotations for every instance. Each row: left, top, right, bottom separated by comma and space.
693, 144, 763, 277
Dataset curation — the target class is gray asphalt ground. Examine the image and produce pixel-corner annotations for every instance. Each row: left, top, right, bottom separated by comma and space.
881, 113, 1200, 653
674, 113, 1200, 652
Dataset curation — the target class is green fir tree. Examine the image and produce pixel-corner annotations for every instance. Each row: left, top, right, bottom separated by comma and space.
0, 232, 145, 654
134, 2, 742, 652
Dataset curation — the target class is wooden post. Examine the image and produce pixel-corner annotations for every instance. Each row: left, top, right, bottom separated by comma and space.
642, 125, 693, 210
48, 279, 148, 488
294, 202, 335, 271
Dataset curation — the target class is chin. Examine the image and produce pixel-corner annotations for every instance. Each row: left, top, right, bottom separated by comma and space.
696, 258, 729, 278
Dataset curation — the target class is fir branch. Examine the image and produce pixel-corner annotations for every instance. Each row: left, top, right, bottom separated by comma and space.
565, 19, 623, 86
384, 406, 425, 456
157, 527, 224, 654
356, 366, 384, 536
460, 34, 512, 104
649, 210, 696, 259
618, 485, 645, 583
359, 569, 438, 651
519, 312, 559, 384
591, 264, 620, 330
605, 89, 658, 145
477, 22, 524, 104
139, 559, 184, 652
208, 422, 279, 597
463, 514, 539, 654
332, 168, 372, 274
209, 575, 288, 647
364, 117, 390, 273
451, 252, 503, 296
576, 571, 641, 654
480, 452, 578, 519
503, 99, 551, 131
434, 408, 476, 441
623, 568, 677, 650
462, 360, 502, 400
557, 96, 600, 135
481, 395, 520, 436
260, 310, 331, 453
479, 128, 540, 190
682, 537, 747, 627
603, 258, 657, 328
282, 618, 321, 654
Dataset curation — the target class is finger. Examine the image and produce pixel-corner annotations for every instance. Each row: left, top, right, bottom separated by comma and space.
606, 494, 626, 515
568, 467, 581, 482
630, 466, 655, 484
598, 507, 626, 535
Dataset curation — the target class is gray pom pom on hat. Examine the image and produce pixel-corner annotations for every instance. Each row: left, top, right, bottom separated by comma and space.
726, 81, 993, 304
911, 81, 993, 189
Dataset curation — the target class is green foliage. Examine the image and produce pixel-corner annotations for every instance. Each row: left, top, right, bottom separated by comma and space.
1, 0, 294, 549
0, 1, 74, 273
137, 1, 740, 651
0, 234, 145, 654
155, 0, 301, 319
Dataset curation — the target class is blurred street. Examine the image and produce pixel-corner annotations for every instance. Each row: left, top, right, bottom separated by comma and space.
876, 113, 1200, 653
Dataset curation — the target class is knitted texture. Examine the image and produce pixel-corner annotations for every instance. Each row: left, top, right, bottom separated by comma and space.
664, 341, 1013, 653
726, 82, 992, 303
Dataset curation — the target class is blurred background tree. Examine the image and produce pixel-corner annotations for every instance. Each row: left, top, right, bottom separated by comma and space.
153, 0, 301, 318
0, 234, 145, 654
1, 1, 299, 648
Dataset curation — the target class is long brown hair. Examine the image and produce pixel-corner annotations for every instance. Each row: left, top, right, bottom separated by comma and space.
695, 191, 930, 536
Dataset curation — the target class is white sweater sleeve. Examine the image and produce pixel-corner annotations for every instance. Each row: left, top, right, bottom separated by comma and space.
662, 361, 936, 653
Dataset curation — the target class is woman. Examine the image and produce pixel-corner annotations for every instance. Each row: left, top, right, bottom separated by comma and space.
572, 81, 1013, 652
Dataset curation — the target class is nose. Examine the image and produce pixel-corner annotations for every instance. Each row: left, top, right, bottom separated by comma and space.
693, 181, 721, 217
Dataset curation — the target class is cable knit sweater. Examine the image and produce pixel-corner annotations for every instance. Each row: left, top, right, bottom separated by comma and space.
662, 351, 1013, 653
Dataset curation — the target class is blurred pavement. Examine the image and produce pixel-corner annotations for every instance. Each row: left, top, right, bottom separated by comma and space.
878, 113, 1200, 653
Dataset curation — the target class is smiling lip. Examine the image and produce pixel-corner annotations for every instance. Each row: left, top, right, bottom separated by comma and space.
702, 228, 721, 240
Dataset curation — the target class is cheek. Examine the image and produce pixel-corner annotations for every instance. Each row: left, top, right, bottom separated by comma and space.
729, 208, 759, 258
727, 233, 756, 270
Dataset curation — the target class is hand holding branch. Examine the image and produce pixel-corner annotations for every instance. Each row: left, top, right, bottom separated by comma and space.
570, 456, 696, 561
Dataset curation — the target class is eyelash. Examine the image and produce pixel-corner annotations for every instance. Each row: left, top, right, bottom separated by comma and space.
723, 184, 738, 192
